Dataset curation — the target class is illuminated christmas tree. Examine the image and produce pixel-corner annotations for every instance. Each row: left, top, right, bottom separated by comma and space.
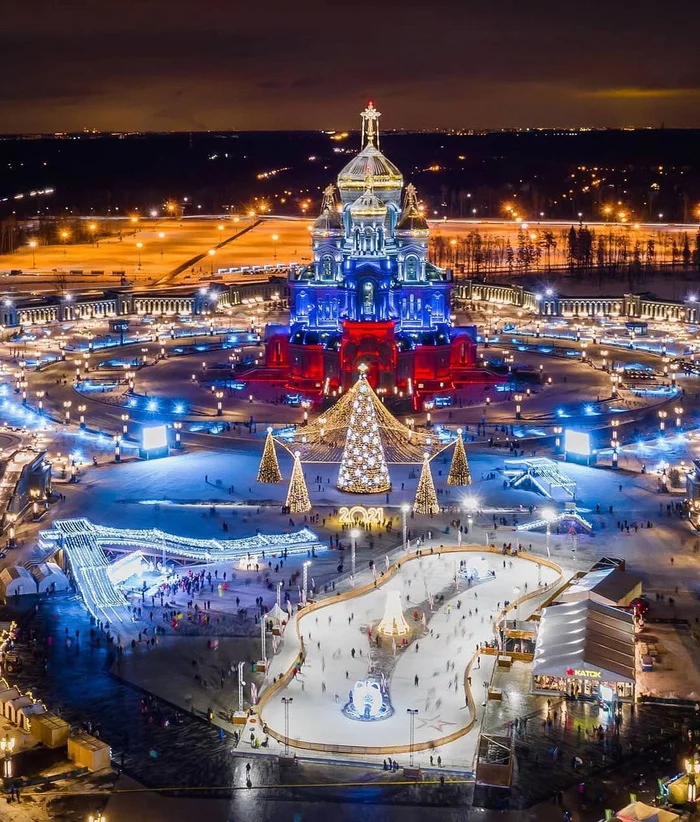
413, 453, 439, 515
337, 367, 391, 493
447, 428, 471, 486
286, 451, 311, 513
257, 427, 283, 484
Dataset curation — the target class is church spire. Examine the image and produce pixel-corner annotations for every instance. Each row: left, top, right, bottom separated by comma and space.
360, 101, 381, 149
320, 184, 337, 214
403, 183, 420, 214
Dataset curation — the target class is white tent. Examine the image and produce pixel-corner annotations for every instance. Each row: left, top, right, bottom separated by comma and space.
615, 801, 679, 822
32, 562, 70, 594
268, 603, 288, 624
0, 566, 37, 600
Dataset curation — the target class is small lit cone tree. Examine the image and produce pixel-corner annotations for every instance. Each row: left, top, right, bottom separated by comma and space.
447, 428, 471, 486
337, 368, 391, 494
285, 451, 311, 513
377, 589, 410, 636
257, 427, 283, 484
413, 452, 439, 515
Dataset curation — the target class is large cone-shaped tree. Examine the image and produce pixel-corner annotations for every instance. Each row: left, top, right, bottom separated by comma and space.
337, 367, 391, 493
447, 428, 472, 486
286, 451, 311, 513
257, 427, 283, 484
413, 453, 439, 515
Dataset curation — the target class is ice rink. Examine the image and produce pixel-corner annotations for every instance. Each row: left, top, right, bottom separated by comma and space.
260, 549, 561, 759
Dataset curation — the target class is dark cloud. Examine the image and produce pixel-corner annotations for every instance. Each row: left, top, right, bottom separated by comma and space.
2, 0, 700, 131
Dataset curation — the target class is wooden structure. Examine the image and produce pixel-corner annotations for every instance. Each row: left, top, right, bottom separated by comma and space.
30, 712, 70, 749
68, 731, 111, 771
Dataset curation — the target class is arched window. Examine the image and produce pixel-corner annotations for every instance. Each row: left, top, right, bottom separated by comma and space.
321, 255, 334, 281
405, 255, 419, 281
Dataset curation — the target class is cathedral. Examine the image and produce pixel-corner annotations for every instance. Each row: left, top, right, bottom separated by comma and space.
263, 102, 485, 405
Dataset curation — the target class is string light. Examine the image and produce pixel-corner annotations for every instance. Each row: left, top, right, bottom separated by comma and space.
337, 367, 391, 493
447, 428, 472, 486
285, 452, 311, 513
413, 453, 439, 515
257, 427, 283, 483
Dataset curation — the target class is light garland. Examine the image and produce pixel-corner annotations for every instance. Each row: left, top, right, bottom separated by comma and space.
447, 428, 472, 486
257, 426, 283, 483
285, 451, 312, 513
337, 370, 391, 493
413, 452, 439, 515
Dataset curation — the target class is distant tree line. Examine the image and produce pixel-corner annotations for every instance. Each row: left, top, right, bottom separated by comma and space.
429, 227, 700, 279
0, 217, 126, 256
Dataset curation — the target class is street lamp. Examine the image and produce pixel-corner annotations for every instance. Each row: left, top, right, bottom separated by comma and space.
542, 507, 555, 559
173, 421, 182, 448
685, 758, 700, 803
36, 390, 44, 413
208, 248, 216, 275
158, 231, 165, 259
215, 390, 224, 416
121, 413, 129, 436
281, 697, 293, 757
88, 813, 105, 822
302, 560, 311, 602
63, 400, 72, 424
407, 708, 418, 766
350, 529, 359, 580
271, 233, 279, 261
675, 406, 684, 428
126, 371, 135, 392
514, 393, 523, 420
136, 242, 143, 270
114, 435, 121, 463
659, 410, 667, 433
401, 503, 410, 552
78, 404, 86, 428
28, 239, 37, 268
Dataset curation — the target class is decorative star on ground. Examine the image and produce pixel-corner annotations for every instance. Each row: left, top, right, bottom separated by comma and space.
414, 715, 457, 732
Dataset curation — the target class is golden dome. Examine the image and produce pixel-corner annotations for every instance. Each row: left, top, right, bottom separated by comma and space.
338, 144, 403, 194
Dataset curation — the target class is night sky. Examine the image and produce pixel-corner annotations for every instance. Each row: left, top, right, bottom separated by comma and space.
4, 0, 700, 133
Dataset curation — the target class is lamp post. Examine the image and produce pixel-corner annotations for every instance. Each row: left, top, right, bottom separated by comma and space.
514, 393, 523, 420
271, 233, 279, 261
402, 504, 409, 552
407, 708, 418, 766
63, 400, 72, 424
173, 421, 182, 448
126, 371, 135, 392
136, 242, 143, 270
28, 239, 37, 268
208, 248, 216, 275
78, 404, 86, 428
675, 406, 684, 428
543, 508, 555, 559
302, 560, 311, 602
685, 758, 700, 803
121, 413, 129, 436
350, 529, 359, 580
216, 390, 224, 416
158, 231, 165, 259
88, 813, 105, 822
659, 410, 667, 433
114, 435, 121, 463
611, 418, 620, 469
36, 390, 44, 414
281, 697, 293, 757
237, 661, 245, 712
1, 737, 14, 778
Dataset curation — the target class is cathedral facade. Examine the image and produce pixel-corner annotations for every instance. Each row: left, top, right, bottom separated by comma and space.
263, 102, 484, 404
